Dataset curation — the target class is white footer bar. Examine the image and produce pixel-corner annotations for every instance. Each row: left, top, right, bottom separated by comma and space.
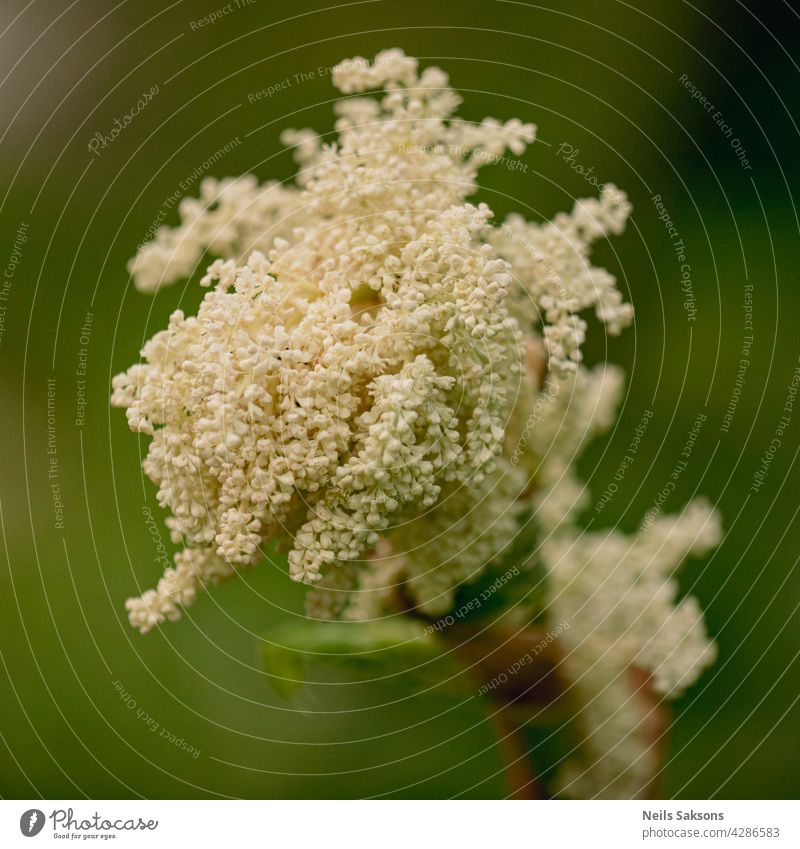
3, 800, 797, 848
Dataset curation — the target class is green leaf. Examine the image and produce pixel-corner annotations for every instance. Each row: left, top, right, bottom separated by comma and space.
260, 618, 472, 701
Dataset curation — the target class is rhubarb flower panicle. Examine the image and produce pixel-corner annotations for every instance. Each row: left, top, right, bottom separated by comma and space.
113, 49, 721, 799
115, 49, 543, 628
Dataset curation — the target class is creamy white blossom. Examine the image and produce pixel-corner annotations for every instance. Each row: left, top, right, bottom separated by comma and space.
114, 49, 721, 799
531, 365, 721, 796
541, 500, 720, 798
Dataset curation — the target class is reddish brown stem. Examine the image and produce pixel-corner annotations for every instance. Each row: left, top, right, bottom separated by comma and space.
488, 706, 543, 799
444, 624, 668, 800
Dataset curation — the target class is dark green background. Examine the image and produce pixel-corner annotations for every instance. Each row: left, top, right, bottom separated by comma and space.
1, 0, 798, 798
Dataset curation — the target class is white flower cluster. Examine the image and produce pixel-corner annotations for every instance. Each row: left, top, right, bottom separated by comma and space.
129, 175, 301, 294
116, 49, 549, 629
531, 367, 721, 797
542, 500, 720, 798
126, 547, 234, 634
114, 49, 721, 798
489, 186, 633, 371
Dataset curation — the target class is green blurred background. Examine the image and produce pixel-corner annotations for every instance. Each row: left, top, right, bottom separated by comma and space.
1, 0, 798, 798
